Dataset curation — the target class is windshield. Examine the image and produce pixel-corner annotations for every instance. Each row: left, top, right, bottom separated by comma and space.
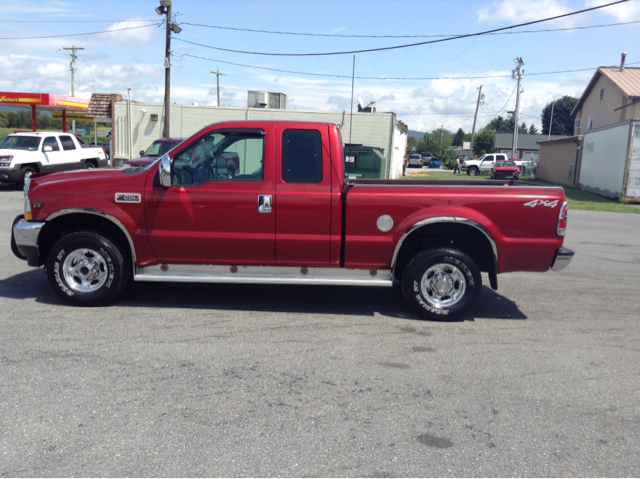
0, 135, 41, 151
144, 140, 180, 157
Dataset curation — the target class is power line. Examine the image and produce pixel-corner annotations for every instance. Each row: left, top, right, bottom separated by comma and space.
0, 23, 157, 40
1, 19, 157, 23
173, 1, 628, 57
179, 19, 640, 39
182, 52, 640, 81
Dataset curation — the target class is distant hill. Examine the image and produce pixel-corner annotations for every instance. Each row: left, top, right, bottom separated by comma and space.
408, 130, 424, 139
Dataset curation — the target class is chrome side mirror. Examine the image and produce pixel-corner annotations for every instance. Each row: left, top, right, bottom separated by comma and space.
159, 153, 172, 187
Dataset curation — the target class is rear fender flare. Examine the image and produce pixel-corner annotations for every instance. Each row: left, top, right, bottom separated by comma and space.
390, 216, 498, 278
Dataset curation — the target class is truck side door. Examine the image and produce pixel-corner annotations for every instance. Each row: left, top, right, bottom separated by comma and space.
145, 127, 276, 265
40, 136, 64, 172
480, 154, 496, 172
275, 125, 333, 266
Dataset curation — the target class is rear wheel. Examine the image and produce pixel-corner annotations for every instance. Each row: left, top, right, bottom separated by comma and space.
468, 166, 479, 176
46, 231, 130, 306
402, 248, 482, 321
85, 161, 96, 169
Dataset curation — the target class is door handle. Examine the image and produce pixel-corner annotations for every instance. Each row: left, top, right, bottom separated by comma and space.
258, 194, 272, 213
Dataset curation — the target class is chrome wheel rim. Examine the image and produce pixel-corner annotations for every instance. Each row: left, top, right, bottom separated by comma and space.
62, 248, 108, 293
420, 263, 466, 308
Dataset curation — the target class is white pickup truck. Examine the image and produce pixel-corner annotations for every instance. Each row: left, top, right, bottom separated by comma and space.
0, 132, 108, 187
462, 153, 515, 176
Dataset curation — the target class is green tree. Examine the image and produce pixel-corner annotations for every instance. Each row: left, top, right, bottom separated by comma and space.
541, 95, 578, 136
406, 136, 417, 153
452, 128, 465, 147
528, 124, 539, 135
518, 122, 528, 134
473, 127, 495, 155
485, 115, 513, 134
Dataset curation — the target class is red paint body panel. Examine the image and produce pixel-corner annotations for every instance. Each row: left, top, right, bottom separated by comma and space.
25, 120, 568, 277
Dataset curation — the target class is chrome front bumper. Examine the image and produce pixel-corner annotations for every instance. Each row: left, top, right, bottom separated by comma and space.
12, 217, 45, 266
551, 246, 574, 271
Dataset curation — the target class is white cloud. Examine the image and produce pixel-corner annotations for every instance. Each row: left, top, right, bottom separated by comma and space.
102, 19, 159, 47
585, 0, 640, 21
477, 0, 573, 24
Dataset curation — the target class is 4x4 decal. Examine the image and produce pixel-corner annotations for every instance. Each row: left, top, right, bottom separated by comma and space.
523, 199, 559, 208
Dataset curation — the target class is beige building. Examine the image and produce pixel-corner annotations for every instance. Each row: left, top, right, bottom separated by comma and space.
572, 66, 640, 135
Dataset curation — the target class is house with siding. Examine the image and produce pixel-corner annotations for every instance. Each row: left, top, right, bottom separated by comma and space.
571, 65, 640, 135
537, 59, 640, 189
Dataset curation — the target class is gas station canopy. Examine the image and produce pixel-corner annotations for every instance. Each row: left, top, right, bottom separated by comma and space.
0, 91, 89, 131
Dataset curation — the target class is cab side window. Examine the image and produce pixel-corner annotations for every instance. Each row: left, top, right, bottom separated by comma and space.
172, 130, 265, 186
282, 129, 322, 184
42, 137, 60, 151
59, 136, 76, 151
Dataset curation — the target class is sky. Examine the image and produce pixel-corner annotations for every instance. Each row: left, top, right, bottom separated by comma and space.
0, 0, 639, 134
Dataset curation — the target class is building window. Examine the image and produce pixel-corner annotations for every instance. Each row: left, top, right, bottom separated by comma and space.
574, 118, 581, 132
587, 116, 594, 131
600, 88, 604, 100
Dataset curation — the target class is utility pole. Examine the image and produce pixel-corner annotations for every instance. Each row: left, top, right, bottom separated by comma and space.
163, 1, 172, 138
155, 1, 181, 138
439, 125, 444, 156
468, 85, 483, 161
511, 57, 524, 158
63, 46, 84, 134
211, 70, 226, 106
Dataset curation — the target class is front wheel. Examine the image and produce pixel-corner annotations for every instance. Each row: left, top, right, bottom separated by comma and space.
468, 166, 479, 176
46, 231, 130, 306
17, 166, 35, 188
402, 248, 482, 321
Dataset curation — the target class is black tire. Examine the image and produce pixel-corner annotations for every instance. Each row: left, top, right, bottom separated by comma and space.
468, 166, 479, 176
402, 248, 482, 321
85, 161, 96, 169
46, 231, 131, 306
17, 166, 35, 188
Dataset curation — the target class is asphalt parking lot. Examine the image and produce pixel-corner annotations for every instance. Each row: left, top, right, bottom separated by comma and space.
1, 183, 639, 477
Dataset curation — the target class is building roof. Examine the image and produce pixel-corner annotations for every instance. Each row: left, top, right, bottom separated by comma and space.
495, 133, 565, 150
571, 67, 640, 117
86, 93, 122, 119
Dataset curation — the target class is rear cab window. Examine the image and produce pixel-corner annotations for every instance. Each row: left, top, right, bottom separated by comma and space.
281, 129, 323, 184
59, 136, 77, 151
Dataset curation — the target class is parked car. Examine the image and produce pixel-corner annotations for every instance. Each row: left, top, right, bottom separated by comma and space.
491, 160, 520, 179
0, 132, 108, 188
420, 152, 433, 167
408, 153, 423, 167
124, 138, 185, 168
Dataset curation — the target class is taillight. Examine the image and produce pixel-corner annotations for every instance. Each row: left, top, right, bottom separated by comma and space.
557, 201, 568, 237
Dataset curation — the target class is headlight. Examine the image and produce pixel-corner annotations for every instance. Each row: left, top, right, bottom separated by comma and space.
0, 155, 13, 166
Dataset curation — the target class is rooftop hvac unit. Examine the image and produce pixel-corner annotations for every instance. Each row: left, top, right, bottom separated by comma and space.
248, 91, 287, 109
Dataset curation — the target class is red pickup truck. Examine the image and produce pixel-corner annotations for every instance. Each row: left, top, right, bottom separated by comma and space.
11, 120, 573, 320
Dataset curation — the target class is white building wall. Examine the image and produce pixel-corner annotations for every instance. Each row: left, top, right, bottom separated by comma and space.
113, 102, 406, 178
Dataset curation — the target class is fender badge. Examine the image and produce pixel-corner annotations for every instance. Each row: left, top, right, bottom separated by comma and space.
115, 192, 141, 203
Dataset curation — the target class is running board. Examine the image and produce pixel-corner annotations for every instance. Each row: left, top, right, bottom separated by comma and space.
135, 264, 394, 287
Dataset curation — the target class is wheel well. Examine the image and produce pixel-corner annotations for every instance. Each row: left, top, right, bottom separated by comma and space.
19, 163, 40, 173
38, 213, 132, 267
393, 222, 495, 281
85, 158, 98, 167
